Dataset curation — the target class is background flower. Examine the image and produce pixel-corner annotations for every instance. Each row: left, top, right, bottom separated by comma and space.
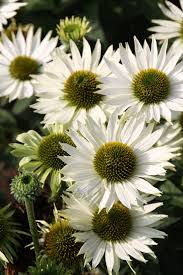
101, 37, 183, 123
149, 0, 183, 51
10, 124, 72, 197
0, 0, 26, 31
0, 25, 58, 101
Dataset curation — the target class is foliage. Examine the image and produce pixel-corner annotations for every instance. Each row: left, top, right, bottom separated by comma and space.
0, 204, 27, 265
25, 256, 73, 275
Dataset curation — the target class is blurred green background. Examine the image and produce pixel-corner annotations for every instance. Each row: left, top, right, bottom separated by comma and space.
1, 0, 183, 274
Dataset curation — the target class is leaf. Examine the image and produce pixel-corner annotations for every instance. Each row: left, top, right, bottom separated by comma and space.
160, 180, 183, 208
12, 97, 33, 115
158, 216, 181, 229
0, 109, 16, 126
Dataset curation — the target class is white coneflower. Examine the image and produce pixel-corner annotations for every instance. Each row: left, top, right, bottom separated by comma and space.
62, 195, 167, 275
0, 0, 26, 31
10, 124, 73, 197
37, 206, 82, 270
32, 39, 119, 128
0, 25, 58, 101
156, 121, 183, 167
44, 220, 82, 269
149, 0, 183, 50
60, 111, 174, 209
100, 37, 183, 123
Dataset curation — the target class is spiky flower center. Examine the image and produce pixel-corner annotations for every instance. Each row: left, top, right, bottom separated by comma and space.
44, 221, 81, 267
179, 20, 183, 41
93, 141, 136, 182
92, 203, 132, 241
9, 56, 41, 81
132, 68, 170, 104
38, 133, 73, 170
64, 70, 103, 110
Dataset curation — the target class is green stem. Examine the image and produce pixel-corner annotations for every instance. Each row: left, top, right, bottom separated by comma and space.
25, 198, 40, 259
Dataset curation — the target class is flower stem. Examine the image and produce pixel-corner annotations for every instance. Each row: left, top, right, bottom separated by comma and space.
25, 198, 40, 259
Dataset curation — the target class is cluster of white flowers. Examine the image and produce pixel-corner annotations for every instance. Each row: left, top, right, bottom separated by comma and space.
2, 0, 183, 274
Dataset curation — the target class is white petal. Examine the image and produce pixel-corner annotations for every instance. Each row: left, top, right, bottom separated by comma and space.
105, 243, 114, 275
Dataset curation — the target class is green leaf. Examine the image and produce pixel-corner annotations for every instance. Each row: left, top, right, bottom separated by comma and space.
0, 109, 16, 126
160, 180, 183, 208
158, 216, 181, 229
12, 98, 33, 115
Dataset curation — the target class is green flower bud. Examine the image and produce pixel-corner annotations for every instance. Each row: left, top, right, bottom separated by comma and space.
56, 16, 91, 45
27, 256, 72, 275
11, 172, 40, 203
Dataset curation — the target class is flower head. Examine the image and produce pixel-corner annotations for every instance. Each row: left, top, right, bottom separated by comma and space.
44, 220, 82, 269
62, 195, 167, 275
60, 111, 175, 209
156, 121, 183, 167
56, 16, 91, 46
101, 37, 183, 123
32, 39, 119, 128
149, 0, 183, 51
0, 25, 58, 101
10, 124, 73, 197
11, 172, 40, 203
0, 0, 27, 31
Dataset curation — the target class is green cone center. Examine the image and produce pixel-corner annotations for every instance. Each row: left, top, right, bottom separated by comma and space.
93, 141, 136, 182
9, 55, 41, 81
38, 133, 73, 170
64, 23, 80, 35
44, 221, 81, 267
92, 203, 132, 241
64, 70, 103, 110
132, 68, 170, 104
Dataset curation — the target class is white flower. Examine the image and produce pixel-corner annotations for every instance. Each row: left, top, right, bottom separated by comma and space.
0, 0, 27, 31
62, 195, 167, 275
0, 25, 58, 101
156, 121, 183, 169
149, 0, 183, 50
10, 124, 72, 198
60, 111, 174, 209
31, 39, 119, 128
158, 121, 183, 150
101, 37, 183, 123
